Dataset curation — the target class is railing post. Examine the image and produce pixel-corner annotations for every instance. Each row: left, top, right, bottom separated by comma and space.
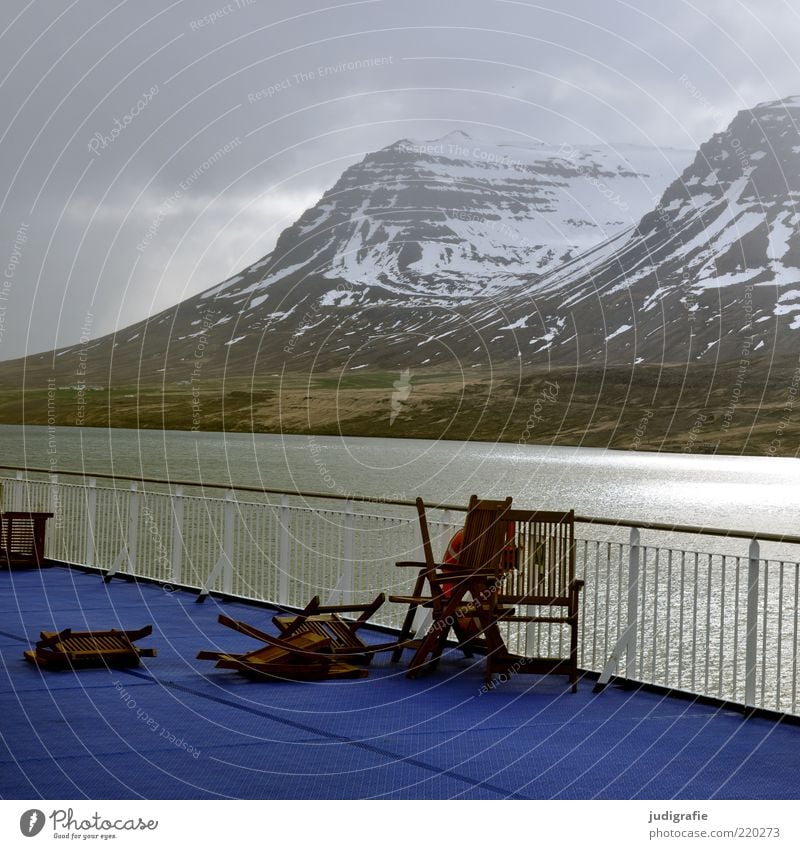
170, 485, 184, 584
744, 539, 760, 709
84, 477, 97, 567
441, 508, 453, 537
341, 500, 354, 606
323, 500, 356, 607
125, 482, 139, 575
222, 489, 235, 595
595, 526, 640, 690
14, 471, 23, 511
195, 490, 238, 602
105, 482, 137, 582
48, 474, 58, 513
48, 474, 60, 560
626, 527, 640, 680
278, 495, 290, 606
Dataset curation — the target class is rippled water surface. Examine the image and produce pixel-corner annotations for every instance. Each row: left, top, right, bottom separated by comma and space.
1, 425, 797, 537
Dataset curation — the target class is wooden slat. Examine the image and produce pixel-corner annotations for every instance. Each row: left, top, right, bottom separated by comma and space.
1, 512, 52, 565
274, 612, 369, 653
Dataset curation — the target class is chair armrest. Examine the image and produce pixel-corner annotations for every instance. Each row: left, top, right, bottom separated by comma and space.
570, 579, 585, 593
396, 561, 497, 576
434, 569, 503, 580
395, 561, 453, 569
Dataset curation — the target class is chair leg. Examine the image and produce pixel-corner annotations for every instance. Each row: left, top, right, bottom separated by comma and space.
405, 599, 459, 677
569, 608, 579, 693
452, 619, 476, 658
392, 602, 420, 663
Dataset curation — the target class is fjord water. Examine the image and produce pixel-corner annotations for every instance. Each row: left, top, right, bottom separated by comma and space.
1, 424, 798, 540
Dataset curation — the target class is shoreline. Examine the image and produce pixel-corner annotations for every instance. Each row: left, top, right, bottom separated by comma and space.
0, 417, 794, 460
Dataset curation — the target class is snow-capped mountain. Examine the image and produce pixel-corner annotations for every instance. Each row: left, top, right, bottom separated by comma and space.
220, 130, 689, 300
463, 96, 800, 366
10, 98, 800, 387
18, 132, 689, 383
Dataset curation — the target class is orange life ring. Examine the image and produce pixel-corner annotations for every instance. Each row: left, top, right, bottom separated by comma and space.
440, 522, 517, 595
443, 528, 464, 568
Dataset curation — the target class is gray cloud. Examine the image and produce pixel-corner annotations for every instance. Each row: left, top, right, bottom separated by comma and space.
1, 0, 799, 359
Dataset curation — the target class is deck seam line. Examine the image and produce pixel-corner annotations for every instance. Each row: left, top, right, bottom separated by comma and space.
116, 667, 528, 800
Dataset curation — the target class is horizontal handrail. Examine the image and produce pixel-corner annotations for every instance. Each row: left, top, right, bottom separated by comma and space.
1, 464, 799, 545
569, 515, 800, 545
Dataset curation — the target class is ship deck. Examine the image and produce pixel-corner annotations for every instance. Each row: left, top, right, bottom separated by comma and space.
0, 565, 796, 800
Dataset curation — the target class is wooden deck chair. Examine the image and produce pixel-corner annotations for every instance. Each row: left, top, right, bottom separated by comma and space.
388, 497, 491, 662
1, 512, 54, 568
272, 593, 386, 664
197, 614, 368, 681
490, 509, 584, 692
400, 495, 514, 677
24, 625, 156, 670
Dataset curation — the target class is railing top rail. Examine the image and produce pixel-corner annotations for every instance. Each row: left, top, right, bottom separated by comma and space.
570, 514, 800, 545
1, 464, 798, 545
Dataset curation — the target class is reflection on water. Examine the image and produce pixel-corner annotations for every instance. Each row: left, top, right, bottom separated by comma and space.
1, 424, 798, 536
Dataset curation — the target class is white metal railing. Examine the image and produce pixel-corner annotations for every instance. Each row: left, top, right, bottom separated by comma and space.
3, 469, 799, 716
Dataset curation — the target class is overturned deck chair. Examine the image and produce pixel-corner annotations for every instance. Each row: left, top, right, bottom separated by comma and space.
272, 593, 387, 664
24, 625, 156, 670
197, 614, 368, 681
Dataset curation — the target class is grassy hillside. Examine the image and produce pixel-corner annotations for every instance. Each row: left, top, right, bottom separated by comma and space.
2, 356, 797, 456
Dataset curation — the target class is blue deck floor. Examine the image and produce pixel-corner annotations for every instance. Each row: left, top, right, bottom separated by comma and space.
0, 565, 796, 800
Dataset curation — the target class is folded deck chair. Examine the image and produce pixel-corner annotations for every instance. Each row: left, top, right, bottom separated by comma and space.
272, 593, 388, 664
197, 614, 368, 681
389, 496, 505, 663
24, 625, 156, 670
391, 495, 515, 676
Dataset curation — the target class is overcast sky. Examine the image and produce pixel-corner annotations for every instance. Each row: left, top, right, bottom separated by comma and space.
1, 0, 798, 359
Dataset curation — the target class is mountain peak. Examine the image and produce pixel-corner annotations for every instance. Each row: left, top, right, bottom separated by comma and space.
752, 94, 800, 111
438, 129, 473, 143
389, 129, 475, 152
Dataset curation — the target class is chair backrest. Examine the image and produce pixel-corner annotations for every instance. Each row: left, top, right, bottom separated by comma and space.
503, 509, 575, 602
0, 512, 53, 564
413, 495, 513, 573
456, 495, 514, 574
3, 515, 36, 557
